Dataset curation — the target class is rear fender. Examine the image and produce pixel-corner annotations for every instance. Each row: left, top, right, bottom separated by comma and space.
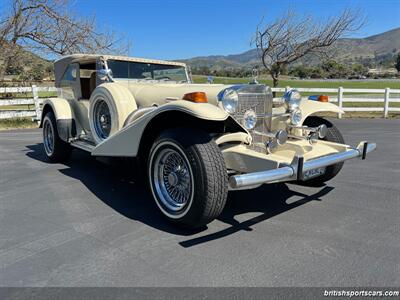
40, 98, 75, 142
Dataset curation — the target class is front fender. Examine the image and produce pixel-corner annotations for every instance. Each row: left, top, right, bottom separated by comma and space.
155, 100, 229, 121
92, 101, 235, 157
299, 100, 344, 124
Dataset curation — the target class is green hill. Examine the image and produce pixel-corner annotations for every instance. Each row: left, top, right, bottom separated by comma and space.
181, 27, 400, 71
0, 44, 52, 80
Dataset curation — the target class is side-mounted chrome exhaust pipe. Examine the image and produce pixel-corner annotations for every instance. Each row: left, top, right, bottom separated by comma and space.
228, 141, 376, 189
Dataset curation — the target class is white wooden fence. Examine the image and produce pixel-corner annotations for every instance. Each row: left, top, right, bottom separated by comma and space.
0, 85, 399, 121
0, 85, 57, 120
272, 86, 400, 118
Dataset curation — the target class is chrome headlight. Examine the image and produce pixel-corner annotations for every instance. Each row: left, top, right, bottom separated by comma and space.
218, 88, 239, 113
283, 89, 301, 111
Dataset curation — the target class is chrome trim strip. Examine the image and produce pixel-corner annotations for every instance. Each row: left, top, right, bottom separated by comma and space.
288, 125, 316, 130
228, 142, 376, 189
232, 112, 290, 118
287, 134, 306, 140
245, 112, 291, 118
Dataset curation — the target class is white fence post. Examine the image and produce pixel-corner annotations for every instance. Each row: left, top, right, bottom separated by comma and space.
31, 85, 41, 123
384, 87, 390, 118
285, 86, 290, 92
338, 87, 344, 119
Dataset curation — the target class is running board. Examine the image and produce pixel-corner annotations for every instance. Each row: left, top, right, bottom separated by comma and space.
70, 140, 95, 152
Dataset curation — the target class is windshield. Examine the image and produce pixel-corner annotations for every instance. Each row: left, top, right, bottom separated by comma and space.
107, 60, 188, 82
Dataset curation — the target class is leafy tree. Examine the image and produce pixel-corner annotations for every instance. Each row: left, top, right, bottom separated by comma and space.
289, 65, 326, 79
289, 65, 309, 78
319, 60, 351, 78
351, 63, 367, 75
5, 64, 24, 75
395, 53, 400, 73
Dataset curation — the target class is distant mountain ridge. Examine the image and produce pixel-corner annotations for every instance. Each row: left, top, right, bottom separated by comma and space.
180, 27, 400, 71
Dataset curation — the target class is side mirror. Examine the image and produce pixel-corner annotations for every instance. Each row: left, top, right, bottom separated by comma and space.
98, 68, 113, 81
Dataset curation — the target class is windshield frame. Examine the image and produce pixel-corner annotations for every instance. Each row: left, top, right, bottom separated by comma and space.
105, 59, 191, 83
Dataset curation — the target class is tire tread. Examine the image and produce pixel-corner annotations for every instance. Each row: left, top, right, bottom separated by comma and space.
43, 111, 72, 162
148, 128, 228, 228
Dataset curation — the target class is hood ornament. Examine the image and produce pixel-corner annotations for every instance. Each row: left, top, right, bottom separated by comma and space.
250, 67, 259, 84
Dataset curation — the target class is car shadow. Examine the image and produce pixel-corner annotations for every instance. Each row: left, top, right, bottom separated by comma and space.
179, 184, 333, 247
26, 143, 334, 244
26, 143, 202, 236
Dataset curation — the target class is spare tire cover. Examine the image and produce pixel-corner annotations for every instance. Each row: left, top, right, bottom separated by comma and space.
89, 83, 137, 144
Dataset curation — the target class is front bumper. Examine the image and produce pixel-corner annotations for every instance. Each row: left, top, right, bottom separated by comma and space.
228, 141, 376, 189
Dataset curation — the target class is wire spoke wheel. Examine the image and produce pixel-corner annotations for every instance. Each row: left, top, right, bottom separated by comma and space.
93, 99, 112, 140
148, 128, 228, 228
43, 119, 55, 156
152, 144, 194, 213
41, 111, 71, 162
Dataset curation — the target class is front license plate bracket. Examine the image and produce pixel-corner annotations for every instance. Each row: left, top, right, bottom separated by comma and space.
303, 167, 326, 180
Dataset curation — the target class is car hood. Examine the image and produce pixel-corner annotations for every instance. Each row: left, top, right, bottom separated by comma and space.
113, 80, 233, 107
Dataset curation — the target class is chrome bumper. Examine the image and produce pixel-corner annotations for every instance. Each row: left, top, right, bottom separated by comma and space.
228, 141, 376, 189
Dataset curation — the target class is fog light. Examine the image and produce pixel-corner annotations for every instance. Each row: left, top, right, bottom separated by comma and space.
290, 109, 302, 125
266, 139, 278, 153
309, 132, 319, 144
275, 130, 288, 145
243, 109, 257, 130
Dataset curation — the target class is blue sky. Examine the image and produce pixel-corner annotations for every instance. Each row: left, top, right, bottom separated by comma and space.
2, 0, 400, 59
72, 0, 400, 59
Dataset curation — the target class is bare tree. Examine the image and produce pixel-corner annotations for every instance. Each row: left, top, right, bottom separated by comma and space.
0, 0, 129, 78
253, 9, 365, 87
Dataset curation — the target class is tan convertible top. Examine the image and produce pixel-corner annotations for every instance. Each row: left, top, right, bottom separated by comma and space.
54, 54, 187, 86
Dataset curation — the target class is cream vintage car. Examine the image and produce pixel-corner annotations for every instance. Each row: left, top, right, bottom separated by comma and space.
40, 54, 376, 228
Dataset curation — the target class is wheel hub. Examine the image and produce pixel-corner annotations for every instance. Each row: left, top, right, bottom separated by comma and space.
93, 100, 111, 140
167, 172, 179, 186
100, 114, 107, 124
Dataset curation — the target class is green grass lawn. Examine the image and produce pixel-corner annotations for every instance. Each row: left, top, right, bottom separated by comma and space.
193, 75, 400, 99
0, 104, 36, 110
1, 78, 399, 129
341, 102, 400, 107
192, 75, 400, 89
0, 91, 57, 99
38, 91, 57, 98
0, 117, 38, 130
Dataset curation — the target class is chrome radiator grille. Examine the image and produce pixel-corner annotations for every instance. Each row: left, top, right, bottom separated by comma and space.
231, 85, 273, 152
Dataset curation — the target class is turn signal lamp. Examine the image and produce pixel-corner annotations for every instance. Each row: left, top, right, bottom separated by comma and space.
318, 95, 329, 102
183, 92, 208, 103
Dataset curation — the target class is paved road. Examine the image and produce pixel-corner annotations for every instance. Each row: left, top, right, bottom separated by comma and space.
0, 119, 399, 287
